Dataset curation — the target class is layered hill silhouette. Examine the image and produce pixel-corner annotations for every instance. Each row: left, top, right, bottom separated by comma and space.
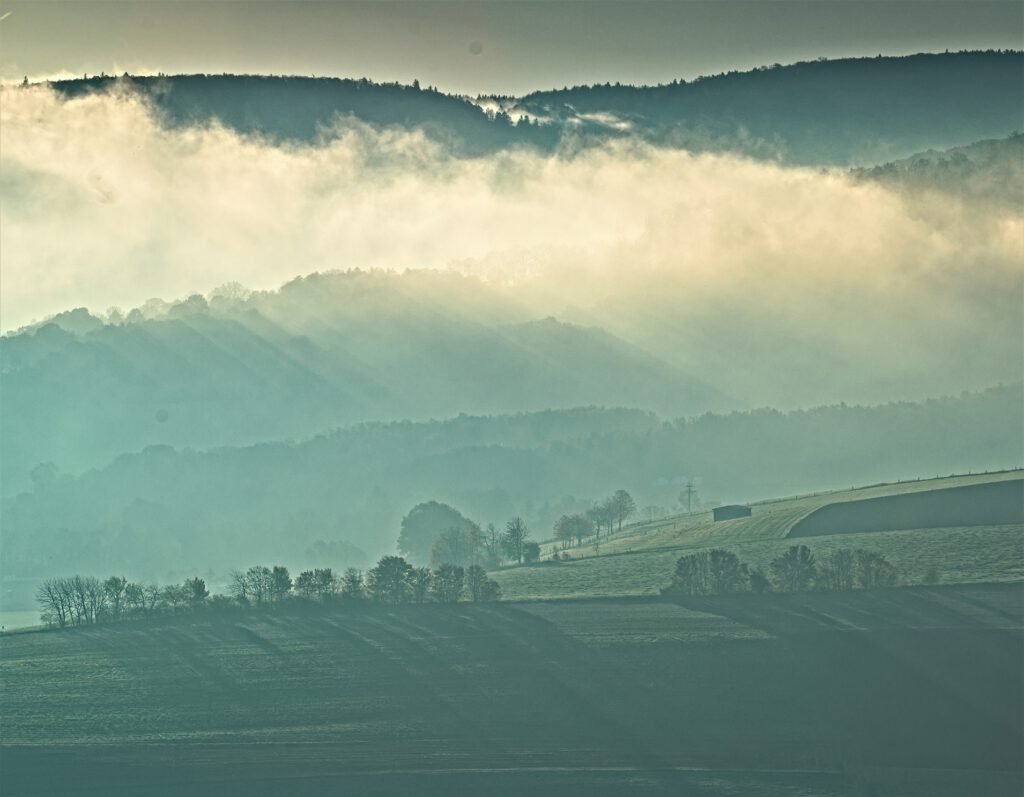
48, 51, 1024, 164
0, 270, 722, 497
2, 386, 1018, 599
851, 133, 1024, 206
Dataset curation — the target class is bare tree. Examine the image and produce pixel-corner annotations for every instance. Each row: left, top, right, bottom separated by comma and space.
770, 545, 817, 592
555, 513, 594, 548
270, 566, 292, 602
124, 582, 147, 616
103, 576, 128, 621
36, 578, 71, 628
482, 523, 503, 567
818, 549, 855, 591
245, 566, 273, 605
411, 567, 432, 603
314, 568, 338, 599
430, 527, 478, 568
340, 568, 365, 601
502, 517, 530, 564
228, 570, 251, 604
855, 550, 898, 588
611, 489, 637, 532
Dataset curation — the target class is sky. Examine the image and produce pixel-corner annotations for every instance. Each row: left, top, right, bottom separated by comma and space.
0, 0, 1021, 95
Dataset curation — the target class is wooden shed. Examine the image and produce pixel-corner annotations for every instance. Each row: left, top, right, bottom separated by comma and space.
713, 504, 752, 522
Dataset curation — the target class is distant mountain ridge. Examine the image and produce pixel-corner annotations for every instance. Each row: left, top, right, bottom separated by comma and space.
0, 270, 723, 497
851, 133, 1024, 205
509, 51, 1023, 164
44, 50, 1024, 165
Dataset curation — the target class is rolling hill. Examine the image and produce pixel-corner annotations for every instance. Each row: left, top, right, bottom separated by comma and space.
506, 51, 1024, 164
0, 270, 722, 497
46, 51, 1024, 165
490, 471, 1024, 601
2, 583, 1021, 796
1, 388, 1019, 615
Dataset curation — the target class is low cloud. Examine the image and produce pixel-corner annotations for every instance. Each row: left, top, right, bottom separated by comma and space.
1, 84, 1020, 406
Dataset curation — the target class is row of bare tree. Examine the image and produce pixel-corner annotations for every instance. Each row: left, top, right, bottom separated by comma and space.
35, 575, 211, 627
553, 489, 636, 550
37, 557, 503, 629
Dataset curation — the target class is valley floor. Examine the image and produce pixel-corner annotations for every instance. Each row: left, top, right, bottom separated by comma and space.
1, 582, 1021, 796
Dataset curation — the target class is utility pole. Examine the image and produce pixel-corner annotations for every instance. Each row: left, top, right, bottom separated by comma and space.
683, 479, 696, 514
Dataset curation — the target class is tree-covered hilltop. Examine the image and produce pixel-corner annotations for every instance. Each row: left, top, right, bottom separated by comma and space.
44, 51, 1024, 164
851, 133, 1024, 207
48, 73, 559, 155
508, 51, 1023, 164
2, 386, 1018, 595
0, 270, 722, 498
47, 73, 557, 155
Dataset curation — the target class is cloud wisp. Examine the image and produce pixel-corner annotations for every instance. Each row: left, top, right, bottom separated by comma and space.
1, 83, 1020, 406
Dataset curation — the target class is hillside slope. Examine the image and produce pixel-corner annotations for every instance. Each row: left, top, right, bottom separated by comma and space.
47, 51, 1024, 165
0, 270, 721, 496
491, 472, 1024, 601
2, 392, 1019, 607
2, 585, 1021, 796
511, 51, 1024, 164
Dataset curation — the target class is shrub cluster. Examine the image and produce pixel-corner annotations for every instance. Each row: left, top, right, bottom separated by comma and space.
662, 545, 901, 597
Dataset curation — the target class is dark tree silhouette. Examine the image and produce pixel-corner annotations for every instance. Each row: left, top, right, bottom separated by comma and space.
501, 517, 530, 564
465, 565, 502, 602
817, 549, 856, 591
707, 549, 747, 594
611, 489, 637, 531
430, 525, 481, 568
103, 576, 128, 619
748, 567, 772, 594
770, 545, 817, 592
855, 550, 899, 588
431, 563, 465, 603
270, 566, 292, 602
399, 502, 477, 565
367, 556, 414, 604
184, 577, 209, 605
411, 567, 432, 603
340, 567, 365, 600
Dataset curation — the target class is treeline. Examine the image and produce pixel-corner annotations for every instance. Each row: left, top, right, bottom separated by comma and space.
553, 489, 636, 550
514, 51, 1024, 165
662, 545, 909, 597
47, 73, 560, 155
401, 492, 639, 571
36, 557, 501, 629
398, 505, 542, 568
6, 386, 1018, 591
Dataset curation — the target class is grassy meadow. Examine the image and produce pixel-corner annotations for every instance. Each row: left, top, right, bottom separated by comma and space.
491, 472, 1023, 601
2, 583, 1021, 796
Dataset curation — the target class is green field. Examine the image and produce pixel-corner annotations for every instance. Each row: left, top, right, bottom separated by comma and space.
2, 583, 1021, 796
492, 472, 1024, 601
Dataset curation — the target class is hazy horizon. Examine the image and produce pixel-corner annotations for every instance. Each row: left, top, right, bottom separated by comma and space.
2, 1, 1022, 95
